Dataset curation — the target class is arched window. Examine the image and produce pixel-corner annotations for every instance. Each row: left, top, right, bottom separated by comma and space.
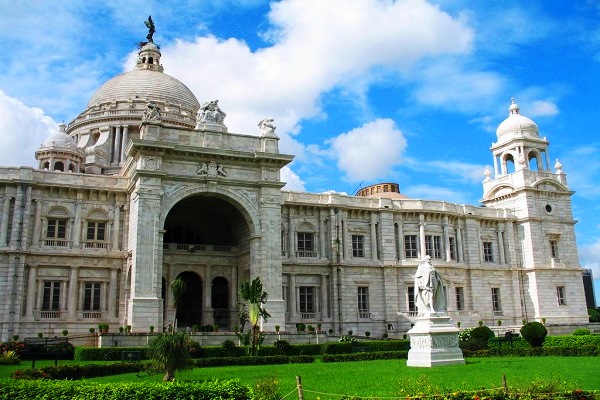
85, 209, 109, 249
528, 151, 539, 171
505, 154, 515, 174
53, 161, 64, 172
68, 163, 76, 172
45, 207, 69, 247
296, 222, 316, 258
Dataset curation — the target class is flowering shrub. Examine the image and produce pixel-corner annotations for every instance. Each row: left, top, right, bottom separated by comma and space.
338, 335, 358, 344
188, 340, 201, 357
1, 340, 25, 357
458, 328, 473, 342
0, 350, 21, 365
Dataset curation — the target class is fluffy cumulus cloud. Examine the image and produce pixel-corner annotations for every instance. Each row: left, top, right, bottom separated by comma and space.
404, 184, 472, 204
580, 237, 600, 292
327, 119, 407, 182
0, 91, 57, 168
529, 100, 559, 117
281, 166, 305, 192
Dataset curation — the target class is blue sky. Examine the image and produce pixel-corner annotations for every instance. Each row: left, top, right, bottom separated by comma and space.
0, 0, 599, 303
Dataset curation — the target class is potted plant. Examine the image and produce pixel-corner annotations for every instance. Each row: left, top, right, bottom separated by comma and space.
119, 326, 124, 334
37, 332, 43, 338
62, 330, 68, 337
126, 325, 132, 333
150, 325, 155, 333
457, 321, 461, 328
347, 330, 353, 336
307, 324, 315, 332
89, 327, 95, 334
328, 328, 334, 335
497, 320, 502, 327
365, 331, 371, 337
317, 323, 322, 332
12, 335, 18, 341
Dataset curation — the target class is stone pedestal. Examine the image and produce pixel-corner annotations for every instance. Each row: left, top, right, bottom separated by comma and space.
407, 312, 464, 367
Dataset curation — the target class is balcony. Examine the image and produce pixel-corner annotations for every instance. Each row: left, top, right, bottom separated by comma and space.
39, 311, 61, 319
163, 243, 236, 253
82, 311, 103, 319
296, 251, 318, 258
84, 241, 108, 249
358, 312, 371, 319
44, 239, 69, 247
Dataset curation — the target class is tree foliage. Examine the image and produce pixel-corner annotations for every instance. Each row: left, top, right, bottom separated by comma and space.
238, 277, 271, 356
520, 322, 548, 348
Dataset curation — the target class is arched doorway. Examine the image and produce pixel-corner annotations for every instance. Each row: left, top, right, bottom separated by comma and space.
212, 277, 229, 329
175, 271, 203, 329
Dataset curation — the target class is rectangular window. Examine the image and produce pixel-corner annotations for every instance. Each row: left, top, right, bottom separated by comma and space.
297, 232, 314, 257
87, 222, 106, 241
483, 241, 494, 262
491, 287, 501, 313
449, 237, 456, 260
404, 235, 418, 258
42, 281, 61, 310
83, 282, 101, 311
550, 240, 559, 259
425, 235, 442, 259
557, 286, 567, 305
47, 219, 66, 239
407, 286, 416, 312
357, 286, 369, 317
456, 287, 464, 310
352, 235, 364, 257
299, 286, 316, 313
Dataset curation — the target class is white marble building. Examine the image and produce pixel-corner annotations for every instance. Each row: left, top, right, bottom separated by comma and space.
0, 33, 589, 341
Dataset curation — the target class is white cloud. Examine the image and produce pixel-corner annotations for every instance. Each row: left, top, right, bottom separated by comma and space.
580, 237, 600, 299
281, 166, 305, 192
404, 184, 472, 204
558, 145, 600, 199
529, 100, 559, 117
0, 91, 57, 167
327, 119, 407, 182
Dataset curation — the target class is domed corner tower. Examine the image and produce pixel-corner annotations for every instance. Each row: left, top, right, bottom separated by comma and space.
65, 33, 201, 175
35, 123, 85, 173
482, 99, 587, 323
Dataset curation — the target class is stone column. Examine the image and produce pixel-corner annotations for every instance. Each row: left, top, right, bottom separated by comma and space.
319, 209, 327, 260
112, 204, 121, 251
204, 265, 214, 325
289, 274, 297, 320
456, 223, 464, 262
497, 225, 506, 264
0, 196, 11, 246
25, 265, 37, 318
20, 186, 32, 248
320, 274, 328, 319
230, 266, 238, 327
341, 211, 348, 261
73, 197, 82, 248
287, 208, 294, 259
419, 214, 426, 259
120, 125, 129, 162
395, 214, 404, 261
67, 266, 79, 318
109, 269, 118, 318
9, 186, 23, 247
370, 213, 378, 261
32, 199, 42, 247
443, 216, 451, 262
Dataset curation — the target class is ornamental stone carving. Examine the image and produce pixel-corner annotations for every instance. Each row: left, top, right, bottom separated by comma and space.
197, 161, 227, 177
197, 100, 226, 125
258, 117, 276, 137
142, 102, 161, 122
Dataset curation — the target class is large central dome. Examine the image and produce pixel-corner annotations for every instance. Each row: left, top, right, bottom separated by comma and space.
87, 69, 200, 111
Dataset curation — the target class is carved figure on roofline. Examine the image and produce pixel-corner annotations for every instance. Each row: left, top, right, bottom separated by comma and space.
197, 99, 226, 125
142, 102, 161, 122
414, 255, 446, 316
258, 117, 276, 136
145, 16, 155, 43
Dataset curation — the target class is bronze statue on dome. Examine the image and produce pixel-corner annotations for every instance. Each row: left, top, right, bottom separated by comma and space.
145, 16, 155, 43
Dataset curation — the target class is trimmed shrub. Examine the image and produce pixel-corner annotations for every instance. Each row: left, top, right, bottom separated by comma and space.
322, 342, 353, 355
520, 322, 548, 347
544, 335, 600, 347
221, 339, 237, 356
273, 340, 293, 355
361, 340, 410, 352
572, 328, 591, 335
74, 346, 148, 361
12, 362, 145, 380
322, 351, 408, 363
194, 355, 289, 368
588, 308, 600, 322
470, 326, 495, 341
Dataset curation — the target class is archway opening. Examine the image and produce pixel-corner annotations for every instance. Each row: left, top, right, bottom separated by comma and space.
175, 271, 203, 329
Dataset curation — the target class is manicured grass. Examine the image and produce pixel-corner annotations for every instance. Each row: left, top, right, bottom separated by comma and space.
85, 357, 600, 398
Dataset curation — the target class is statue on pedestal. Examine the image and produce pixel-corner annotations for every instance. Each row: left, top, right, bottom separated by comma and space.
414, 255, 446, 316
197, 100, 226, 125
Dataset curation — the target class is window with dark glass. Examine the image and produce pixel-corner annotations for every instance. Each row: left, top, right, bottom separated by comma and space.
297, 232, 314, 253
483, 241, 494, 262
87, 222, 106, 241
299, 286, 315, 313
407, 286, 416, 312
47, 219, 67, 239
404, 235, 418, 258
491, 287, 501, 312
449, 237, 456, 260
42, 281, 61, 310
83, 282, 101, 311
550, 240, 559, 259
425, 235, 442, 259
357, 286, 369, 317
352, 235, 364, 257
456, 287, 464, 310
557, 286, 566, 305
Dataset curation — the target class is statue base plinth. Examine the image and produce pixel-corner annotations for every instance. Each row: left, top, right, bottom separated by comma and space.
406, 312, 464, 367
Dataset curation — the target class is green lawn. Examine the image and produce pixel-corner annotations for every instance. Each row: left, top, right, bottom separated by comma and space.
81, 357, 600, 399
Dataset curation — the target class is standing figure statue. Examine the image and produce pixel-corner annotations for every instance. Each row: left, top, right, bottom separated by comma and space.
197, 100, 226, 125
414, 255, 446, 316
145, 16, 155, 43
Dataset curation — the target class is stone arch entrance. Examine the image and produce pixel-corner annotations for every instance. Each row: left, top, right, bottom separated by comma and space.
175, 271, 203, 329
163, 193, 253, 331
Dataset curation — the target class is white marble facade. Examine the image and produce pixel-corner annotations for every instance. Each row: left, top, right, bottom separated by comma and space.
0, 37, 589, 341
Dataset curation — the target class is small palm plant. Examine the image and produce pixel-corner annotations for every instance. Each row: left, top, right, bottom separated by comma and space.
147, 277, 192, 381
238, 277, 271, 356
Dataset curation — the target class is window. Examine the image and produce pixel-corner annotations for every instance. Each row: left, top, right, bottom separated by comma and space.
47, 219, 66, 239
297, 232, 315, 257
352, 235, 364, 257
550, 240, 559, 259
83, 282, 101, 311
404, 235, 418, 258
299, 286, 316, 313
42, 281, 61, 310
449, 237, 456, 260
407, 286, 416, 313
483, 241, 494, 262
491, 287, 502, 314
357, 286, 369, 317
557, 286, 566, 305
456, 287, 464, 310
87, 222, 106, 240
425, 235, 442, 259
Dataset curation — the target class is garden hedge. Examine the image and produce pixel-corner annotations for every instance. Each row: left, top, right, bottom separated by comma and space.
0, 379, 249, 400
74, 346, 148, 361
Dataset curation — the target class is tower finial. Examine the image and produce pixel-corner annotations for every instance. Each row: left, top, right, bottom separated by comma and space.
144, 16, 155, 43
508, 98, 520, 115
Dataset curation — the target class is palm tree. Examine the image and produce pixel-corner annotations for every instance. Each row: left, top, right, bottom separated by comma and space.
147, 331, 192, 381
238, 277, 271, 356
147, 277, 192, 381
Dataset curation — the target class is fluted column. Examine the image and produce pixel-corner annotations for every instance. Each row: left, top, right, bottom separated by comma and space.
9, 186, 23, 247
25, 265, 37, 317
109, 269, 118, 318
73, 198, 82, 248
443, 216, 451, 262
319, 209, 326, 260
32, 199, 42, 247
287, 208, 294, 258
497, 225, 506, 264
112, 204, 121, 250
67, 266, 79, 318
0, 196, 11, 246
457, 223, 464, 262
120, 125, 129, 162
396, 215, 404, 261
320, 274, 328, 319
289, 274, 297, 320
370, 213, 378, 261
341, 211, 348, 261
20, 186, 32, 248
419, 213, 426, 259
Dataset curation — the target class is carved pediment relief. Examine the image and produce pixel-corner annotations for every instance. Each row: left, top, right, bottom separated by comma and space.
348, 226, 368, 233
